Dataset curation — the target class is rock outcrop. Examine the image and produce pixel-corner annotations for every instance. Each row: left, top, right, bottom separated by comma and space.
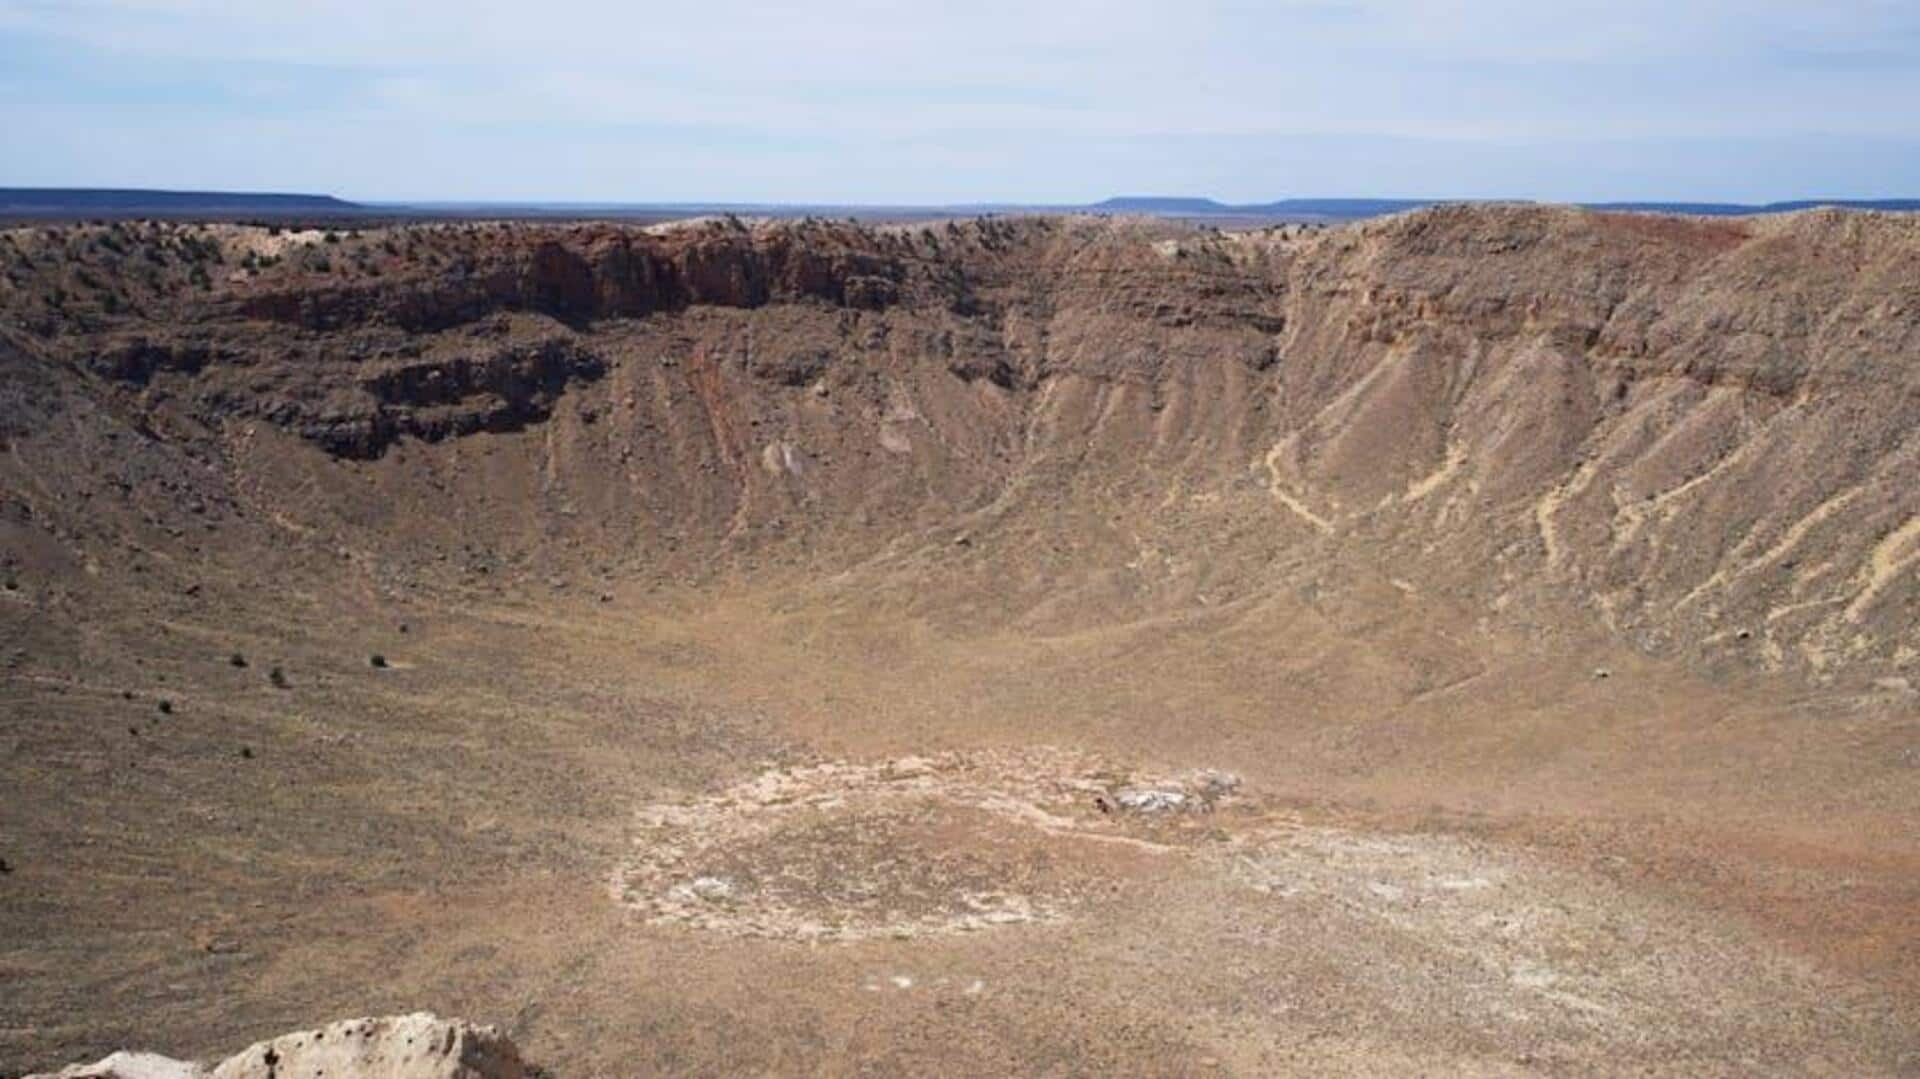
229, 220, 909, 332
28, 1014, 528, 1079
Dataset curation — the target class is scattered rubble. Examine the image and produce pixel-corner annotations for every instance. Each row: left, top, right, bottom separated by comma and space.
1113, 769, 1240, 814
613, 750, 1243, 942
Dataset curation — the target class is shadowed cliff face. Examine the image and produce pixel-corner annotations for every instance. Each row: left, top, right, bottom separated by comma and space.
231, 223, 910, 331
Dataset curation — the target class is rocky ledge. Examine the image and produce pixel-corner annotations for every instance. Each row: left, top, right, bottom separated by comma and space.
28, 1014, 531, 1079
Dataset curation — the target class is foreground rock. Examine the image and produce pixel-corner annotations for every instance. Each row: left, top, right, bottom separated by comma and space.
30, 1014, 528, 1079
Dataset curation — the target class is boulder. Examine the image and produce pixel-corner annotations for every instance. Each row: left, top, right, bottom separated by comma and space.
29, 1014, 528, 1079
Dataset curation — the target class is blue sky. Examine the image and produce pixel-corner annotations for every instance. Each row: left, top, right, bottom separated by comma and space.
3, 1, 1919, 204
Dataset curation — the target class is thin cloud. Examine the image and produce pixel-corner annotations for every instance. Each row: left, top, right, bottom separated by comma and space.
1, 0, 1917, 200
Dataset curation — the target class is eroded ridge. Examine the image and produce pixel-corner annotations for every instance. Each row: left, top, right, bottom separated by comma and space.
611, 749, 1241, 942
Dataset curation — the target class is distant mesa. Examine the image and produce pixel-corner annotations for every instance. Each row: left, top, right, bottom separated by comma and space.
0, 188, 363, 218
1090, 196, 1235, 214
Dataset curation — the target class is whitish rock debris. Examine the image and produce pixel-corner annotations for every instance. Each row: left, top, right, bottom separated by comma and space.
28, 1013, 528, 1079
612, 749, 1243, 942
